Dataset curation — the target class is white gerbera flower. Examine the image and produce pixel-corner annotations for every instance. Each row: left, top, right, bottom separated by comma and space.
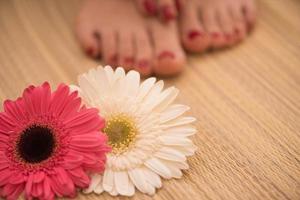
72, 66, 197, 196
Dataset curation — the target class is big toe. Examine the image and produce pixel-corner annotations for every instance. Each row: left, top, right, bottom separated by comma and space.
149, 20, 186, 76
76, 15, 101, 58
179, 0, 210, 52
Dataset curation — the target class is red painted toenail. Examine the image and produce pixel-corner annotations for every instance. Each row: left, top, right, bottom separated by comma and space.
225, 34, 232, 41
124, 57, 134, 65
110, 54, 118, 64
137, 60, 150, 68
144, 0, 157, 15
188, 30, 202, 39
211, 32, 220, 38
175, 0, 181, 11
86, 47, 94, 56
158, 51, 175, 60
161, 5, 176, 22
234, 28, 240, 35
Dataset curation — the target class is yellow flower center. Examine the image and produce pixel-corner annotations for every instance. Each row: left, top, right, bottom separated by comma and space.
103, 114, 137, 154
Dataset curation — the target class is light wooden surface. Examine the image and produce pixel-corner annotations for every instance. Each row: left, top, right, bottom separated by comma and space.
0, 0, 300, 199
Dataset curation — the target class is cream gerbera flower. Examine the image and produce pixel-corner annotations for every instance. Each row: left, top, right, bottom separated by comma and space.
72, 66, 197, 196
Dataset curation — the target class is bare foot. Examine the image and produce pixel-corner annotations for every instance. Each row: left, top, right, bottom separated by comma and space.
134, 0, 186, 22
179, 0, 256, 52
76, 0, 186, 76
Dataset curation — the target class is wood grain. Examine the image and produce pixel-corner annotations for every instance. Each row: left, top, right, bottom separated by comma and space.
0, 0, 299, 199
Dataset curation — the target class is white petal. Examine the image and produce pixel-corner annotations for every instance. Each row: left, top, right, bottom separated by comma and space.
161, 160, 183, 179
94, 181, 104, 194
160, 104, 190, 123
136, 77, 156, 102
103, 169, 114, 192
102, 65, 115, 87
142, 167, 162, 188
127, 180, 135, 196
95, 66, 110, 93
155, 147, 187, 162
153, 87, 179, 112
162, 117, 196, 128
108, 184, 118, 196
174, 145, 197, 156
82, 174, 102, 194
78, 75, 99, 101
164, 126, 197, 137
115, 67, 126, 80
159, 136, 194, 146
144, 158, 172, 179
139, 80, 164, 111
124, 70, 140, 96
169, 160, 189, 170
114, 171, 130, 196
142, 86, 177, 113
128, 168, 154, 195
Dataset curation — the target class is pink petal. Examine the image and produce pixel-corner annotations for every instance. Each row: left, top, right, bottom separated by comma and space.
67, 168, 90, 188
40, 82, 51, 114
31, 183, 43, 197
9, 172, 25, 184
65, 108, 102, 128
70, 134, 106, 148
50, 171, 75, 197
22, 85, 37, 118
25, 174, 33, 196
32, 171, 45, 183
43, 176, 52, 200
55, 168, 76, 196
59, 97, 81, 120
49, 84, 70, 116
0, 113, 15, 133
3, 100, 24, 123
2, 183, 24, 200
0, 168, 11, 186
61, 151, 84, 169
54, 168, 69, 185
49, 84, 70, 114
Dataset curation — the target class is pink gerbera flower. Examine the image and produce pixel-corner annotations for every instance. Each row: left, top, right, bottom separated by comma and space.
0, 82, 110, 200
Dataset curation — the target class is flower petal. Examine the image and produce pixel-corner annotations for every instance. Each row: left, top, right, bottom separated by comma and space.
83, 174, 102, 194
155, 147, 187, 162
128, 168, 154, 195
94, 180, 104, 194
162, 117, 196, 128
102, 169, 114, 192
142, 167, 162, 188
160, 104, 190, 123
114, 171, 130, 196
163, 125, 197, 137
159, 136, 194, 146
144, 158, 172, 179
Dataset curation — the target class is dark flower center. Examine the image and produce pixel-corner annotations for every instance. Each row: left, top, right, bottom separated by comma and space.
17, 125, 56, 163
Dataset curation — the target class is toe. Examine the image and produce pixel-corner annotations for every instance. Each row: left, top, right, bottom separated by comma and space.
179, 1, 210, 52
118, 32, 135, 71
135, 0, 158, 16
150, 20, 186, 76
157, 0, 178, 22
175, 0, 186, 12
76, 19, 100, 58
217, 7, 235, 47
134, 30, 153, 77
230, 4, 247, 43
101, 30, 118, 67
202, 7, 225, 49
242, 0, 257, 32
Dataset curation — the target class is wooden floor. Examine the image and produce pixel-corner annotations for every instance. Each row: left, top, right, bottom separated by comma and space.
0, 0, 300, 199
